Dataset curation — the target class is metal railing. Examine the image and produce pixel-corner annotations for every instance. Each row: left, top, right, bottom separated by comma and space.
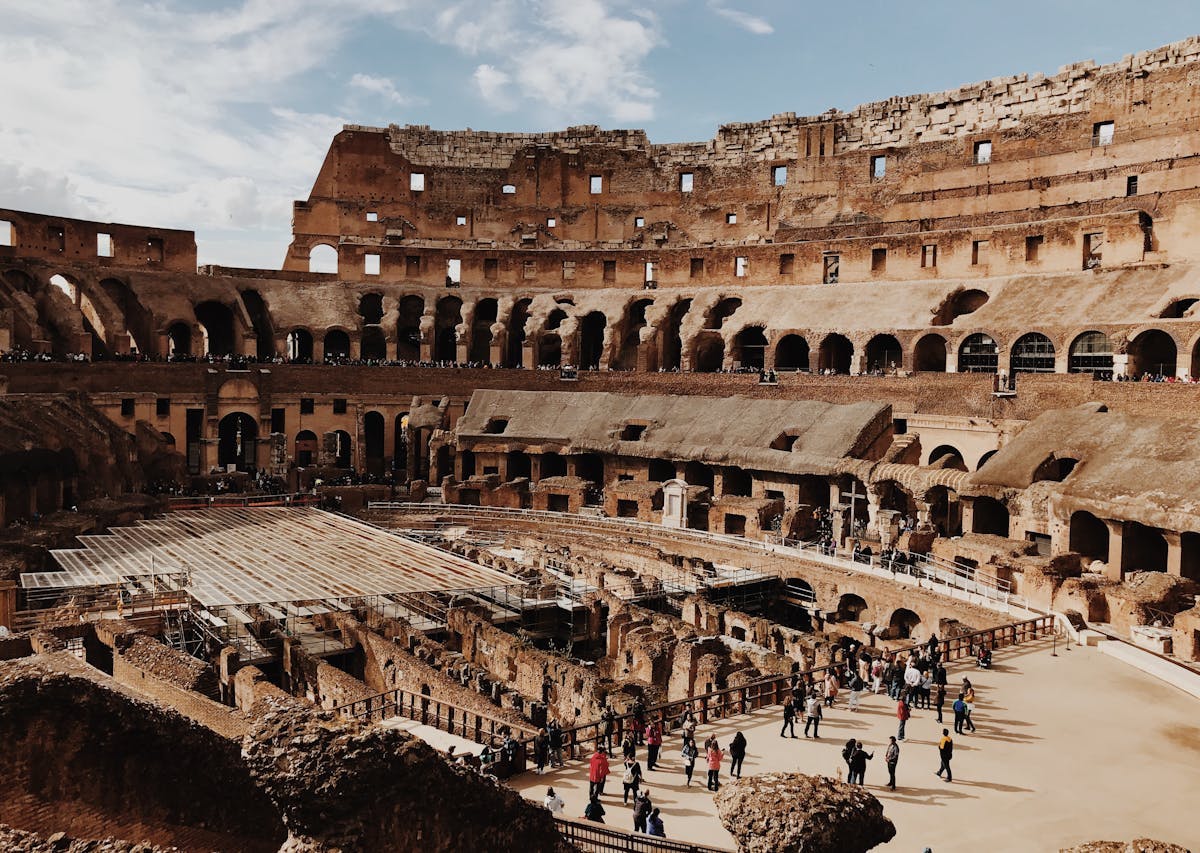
167, 493, 320, 510
555, 818, 729, 853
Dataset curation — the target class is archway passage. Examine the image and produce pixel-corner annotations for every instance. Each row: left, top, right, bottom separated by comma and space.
774, 334, 809, 371
541, 453, 567, 478
932, 288, 988, 326
1128, 329, 1176, 378
364, 411, 385, 475
579, 311, 607, 369
358, 293, 384, 325
507, 450, 532, 480
1011, 332, 1056, 373
836, 593, 868, 622
614, 299, 653, 370
469, 298, 498, 364
889, 608, 921, 640
324, 329, 350, 361
818, 334, 852, 374
308, 244, 338, 274
506, 298, 532, 368
1069, 511, 1109, 563
926, 485, 962, 537
660, 299, 691, 371
537, 334, 562, 367
693, 335, 724, 373
704, 298, 742, 330
434, 296, 463, 362
333, 430, 353, 469
958, 333, 999, 373
287, 328, 313, 362
393, 415, 409, 476
733, 326, 768, 370
864, 334, 902, 374
913, 333, 947, 372
971, 496, 1010, 537
295, 429, 318, 467
361, 327, 386, 361
1033, 455, 1078, 483
928, 445, 967, 471
195, 302, 236, 357
217, 412, 258, 472
1069, 331, 1113, 376
397, 295, 424, 361
1121, 522, 1167, 573
240, 289, 275, 361
167, 322, 192, 358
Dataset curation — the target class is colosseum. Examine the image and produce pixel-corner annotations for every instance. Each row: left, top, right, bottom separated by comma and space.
1, 33, 1199, 853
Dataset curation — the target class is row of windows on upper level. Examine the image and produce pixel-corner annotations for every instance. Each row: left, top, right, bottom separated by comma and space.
387, 122, 1121, 199
329, 228, 1114, 281
0, 220, 167, 262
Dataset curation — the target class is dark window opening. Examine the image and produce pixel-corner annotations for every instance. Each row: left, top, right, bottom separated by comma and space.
333, 398, 347, 414
1025, 235, 1044, 262
620, 424, 647, 441
1126, 175, 1139, 196
603, 260, 616, 282
484, 418, 509, 434
156, 397, 171, 417
271, 407, 285, 434
779, 253, 794, 275
300, 398, 315, 415
121, 398, 135, 417
690, 257, 704, 278
871, 247, 887, 273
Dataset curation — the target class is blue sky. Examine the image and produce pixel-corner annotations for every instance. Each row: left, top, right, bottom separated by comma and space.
2, 0, 1199, 268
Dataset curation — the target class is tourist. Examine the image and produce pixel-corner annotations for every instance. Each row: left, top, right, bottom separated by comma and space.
962, 681, 978, 732
936, 728, 954, 782
544, 787, 565, 817
935, 682, 947, 724
534, 728, 549, 774
848, 670, 864, 711
589, 747, 610, 799
632, 789, 653, 833
681, 735, 699, 786
548, 720, 564, 768
632, 698, 647, 744
804, 691, 822, 738
584, 795, 606, 823
601, 707, 617, 751
706, 739, 724, 791
622, 733, 637, 762
841, 738, 857, 778
729, 731, 747, 778
885, 736, 900, 791
847, 741, 873, 785
629, 713, 645, 749
824, 671, 838, 707
621, 756, 643, 804
646, 807, 666, 837
871, 657, 884, 694
953, 693, 968, 735
646, 718, 663, 769
919, 669, 934, 709
904, 661, 921, 701
896, 696, 911, 741
780, 697, 797, 737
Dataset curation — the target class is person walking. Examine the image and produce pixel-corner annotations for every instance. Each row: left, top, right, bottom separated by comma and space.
841, 738, 857, 779
621, 757, 642, 804
953, 693, 967, 735
632, 789, 653, 834
847, 741, 873, 785
729, 731, 747, 779
885, 736, 900, 791
534, 728, 550, 774
962, 682, 978, 733
588, 747, 610, 799
706, 740, 724, 791
548, 720, 564, 768
896, 696, 911, 741
544, 787, 565, 817
681, 735, 698, 786
646, 719, 663, 769
936, 729, 954, 782
781, 698, 797, 738
849, 671, 864, 712
804, 692, 822, 738
621, 733, 637, 762
601, 707, 616, 753
935, 682, 947, 725
646, 807, 666, 837
824, 671, 838, 707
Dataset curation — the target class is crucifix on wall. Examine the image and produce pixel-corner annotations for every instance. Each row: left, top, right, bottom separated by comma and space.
841, 481, 867, 525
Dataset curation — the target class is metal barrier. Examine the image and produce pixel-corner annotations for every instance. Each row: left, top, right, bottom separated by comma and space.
554, 818, 730, 853
167, 493, 320, 510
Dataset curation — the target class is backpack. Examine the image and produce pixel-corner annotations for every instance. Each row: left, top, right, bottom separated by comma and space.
623, 765, 637, 784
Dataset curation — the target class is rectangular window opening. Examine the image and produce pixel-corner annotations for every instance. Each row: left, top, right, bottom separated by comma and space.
603, 260, 616, 282
366, 211, 379, 222
447, 258, 462, 284
726, 212, 737, 225
779, 253, 795, 275
871, 155, 887, 180
972, 239, 989, 266
146, 237, 164, 263
1084, 232, 1104, 270
405, 255, 420, 277
823, 253, 840, 284
1093, 121, 1115, 146
690, 257, 704, 278
1126, 175, 1139, 197
156, 397, 171, 417
871, 247, 887, 272
523, 261, 536, 279
300, 398, 315, 415
48, 225, 65, 252
455, 215, 467, 226
562, 260, 576, 280
364, 253, 381, 275
120, 398, 135, 417
620, 424, 647, 441
546, 217, 556, 227
501, 184, 517, 194
921, 244, 937, 268
97, 233, 114, 258
410, 173, 425, 191
772, 165, 787, 186
270, 407, 285, 434
680, 172, 694, 192
735, 256, 748, 277
0, 220, 13, 246
974, 140, 992, 165
483, 258, 498, 280
634, 216, 645, 228
589, 175, 603, 194
333, 398, 347, 415
644, 261, 655, 283
1025, 235, 1044, 263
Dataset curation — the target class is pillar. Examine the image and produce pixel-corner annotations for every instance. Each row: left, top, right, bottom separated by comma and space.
831, 503, 851, 547
1165, 531, 1183, 577
0, 580, 16, 631
1112, 353, 1130, 379
1105, 519, 1125, 581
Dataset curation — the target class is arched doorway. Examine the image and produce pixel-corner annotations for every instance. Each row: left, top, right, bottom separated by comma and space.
774, 334, 809, 371
660, 299, 691, 371
932, 288, 989, 326
912, 334, 948, 372
733, 326, 768, 369
287, 328, 313, 362
836, 594, 868, 622
217, 413, 257, 472
958, 333, 999, 373
704, 298, 742, 329
693, 335, 724, 372
972, 497, 1010, 536
333, 430, 353, 469
361, 327, 386, 361
1010, 332, 1056, 373
1122, 522, 1167, 573
506, 298, 532, 368
167, 322, 192, 358
308, 244, 338, 274
1069, 511, 1109, 563
889, 608, 921, 640
579, 311, 607, 369
614, 298, 653, 370
295, 429, 318, 467
358, 293, 384, 325
397, 295, 424, 361
324, 329, 350, 361
393, 414, 409, 475
195, 302, 236, 357
818, 334, 852, 374
1128, 329, 1176, 378
537, 334, 562, 367
364, 411, 385, 475
928, 445, 967, 471
434, 296, 463, 362
864, 334, 902, 374
1069, 331, 1113, 377
469, 299, 498, 364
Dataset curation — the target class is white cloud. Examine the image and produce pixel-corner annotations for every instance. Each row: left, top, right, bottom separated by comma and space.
709, 3, 774, 35
349, 73, 413, 105
473, 64, 514, 110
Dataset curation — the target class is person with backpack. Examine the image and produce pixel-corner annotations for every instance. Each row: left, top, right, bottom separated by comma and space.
896, 696, 911, 741
621, 756, 643, 804
936, 728, 954, 781
841, 738, 857, 778
646, 718, 663, 770
847, 741, 873, 785
729, 731, 747, 779
632, 788, 653, 833
953, 693, 968, 734
583, 795, 606, 823
680, 735, 699, 787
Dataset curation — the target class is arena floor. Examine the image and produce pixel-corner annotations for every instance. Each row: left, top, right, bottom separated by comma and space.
512, 637, 1200, 851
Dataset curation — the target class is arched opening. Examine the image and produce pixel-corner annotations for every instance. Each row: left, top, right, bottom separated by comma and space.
537, 334, 562, 367
614, 298, 653, 370
506, 298, 532, 367
927, 445, 966, 470
358, 293, 384, 325
864, 334, 902, 374
1160, 298, 1198, 319
1191, 339, 1200, 383
704, 298, 742, 330
972, 497, 1010, 537
100, 276, 152, 354
217, 412, 257, 472
393, 414, 409, 476
364, 411, 385, 475
239, 289, 275, 361
286, 328, 313, 362
1069, 511, 1109, 563
50, 274, 110, 356
958, 333, 999, 373
396, 295, 424, 361
888, 608, 921, 640
541, 453, 567, 478
1180, 531, 1200, 581
167, 322, 192, 358
817, 334, 852, 374
308, 244, 338, 274
693, 335, 724, 372
1069, 331, 1113, 376
732, 326, 768, 369
1128, 329, 1176, 378
434, 296, 462, 362
723, 467, 752, 497
684, 461, 715, 489
195, 302, 236, 357
323, 329, 350, 361
469, 298, 498, 364
912, 333, 948, 372
1122, 522, 1167, 573
932, 288, 989, 326
333, 430, 353, 469
660, 299, 692, 371
926, 485, 963, 537
575, 453, 605, 487
648, 458, 676, 482
507, 450, 532, 481
976, 450, 998, 470
1010, 332, 1056, 373
1033, 454, 1078, 483
836, 594, 868, 623
579, 311, 607, 369
295, 429, 318, 467
774, 334, 809, 371
876, 480, 917, 515
360, 327, 386, 360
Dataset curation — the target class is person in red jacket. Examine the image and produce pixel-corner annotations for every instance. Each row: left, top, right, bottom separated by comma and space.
645, 718, 664, 770
897, 696, 912, 741
705, 741, 724, 792
589, 747, 611, 799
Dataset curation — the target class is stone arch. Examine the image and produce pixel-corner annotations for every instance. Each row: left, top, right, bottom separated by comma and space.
704, 297, 742, 330
469, 298, 499, 364
286, 328, 314, 362
49, 273, 109, 356
976, 449, 998, 470
364, 411, 386, 474
308, 243, 338, 274
295, 429, 318, 467
931, 288, 989, 326
1032, 453, 1078, 483
888, 608, 922, 640
972, 496, 1010, 536
1160, 297, 1199, 319
323, 328, 351, 361
614, 298, 653, 370
732, 325, 768, 370
773, 334, 809, 371
817, 333, 852, 374
194, 301, 236, 357
579, 310, 606, 370
1069, 511, 1109, 563
926, 484, 962, 537
1069, 331, 1113, 376
957, 332, 999, 373
393, 414, 409, 474
864, 334, 902, 373
434, 296, 462, 362
361, 326, 387, 360
537, 333, 562, 367
913, 333, 948, 372
1010, 332, 1056, 374
217, 412, 257, 472
1122, 522, 1167, 573
836, 593, 868, 622
506, 298, 532, 367
693, 335, 724, 373
358, 293, 384, 325
167, 321, 192, 358
396, 295, 424, 361
332, 429, 353, 469
239, 289, 275, 360
660, 298, 692, 371
1127, 328, 1177, 378
99, 276, 153, 354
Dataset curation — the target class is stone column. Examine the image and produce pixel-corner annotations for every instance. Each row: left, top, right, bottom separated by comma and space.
1112, 353, 1131, 379
1164, 531, 1183, 577
960, 499, 976, 536
876, 509, 900, 548
0, 580, 16, 631
1105, 519, 1126, 581
830, 503, 851, 547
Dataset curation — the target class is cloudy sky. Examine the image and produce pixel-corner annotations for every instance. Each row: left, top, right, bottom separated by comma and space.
2, 0, 1199, 268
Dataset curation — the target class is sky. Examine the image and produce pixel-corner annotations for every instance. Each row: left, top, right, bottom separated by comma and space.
2, 0, 1199, 269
